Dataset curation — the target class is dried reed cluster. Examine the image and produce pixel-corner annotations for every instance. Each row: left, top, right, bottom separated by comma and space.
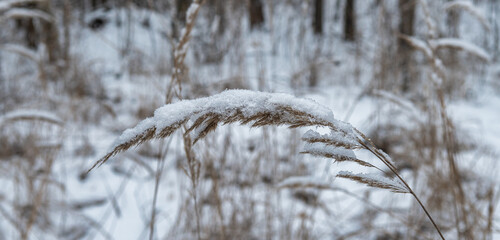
88, 90, 445, 239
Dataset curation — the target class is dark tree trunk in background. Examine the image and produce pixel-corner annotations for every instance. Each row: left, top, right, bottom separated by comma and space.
398, 0, 415, 93
313, 0, 323, 35
39, 1, 61, 64
444, 0, 461, 94
202, 0, 227, 63
446, 8, 460, 38
172, 0, 192, 39
14, 2, 39, 50
491, 0, 499, 60
15, 2, 60, 63
343, 0, 356, 41
208, 0, 226, 35
62, 0, 72, 64
90, 0, 108, 9
176, 0, 191, 25
333, 0, 342, 22
249, 0, 265, 29
18, 19, 39, 50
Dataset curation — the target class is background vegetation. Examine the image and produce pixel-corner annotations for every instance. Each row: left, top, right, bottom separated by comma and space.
0, 0, 499, 239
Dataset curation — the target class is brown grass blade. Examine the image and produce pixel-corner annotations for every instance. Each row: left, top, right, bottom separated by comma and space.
337, 171, 409, 193
88, 90, 337, 173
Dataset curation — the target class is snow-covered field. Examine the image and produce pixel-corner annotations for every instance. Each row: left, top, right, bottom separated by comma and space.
0, 1, 499, 239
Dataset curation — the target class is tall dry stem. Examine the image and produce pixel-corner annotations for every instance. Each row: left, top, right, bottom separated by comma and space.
88, 89, 446, 239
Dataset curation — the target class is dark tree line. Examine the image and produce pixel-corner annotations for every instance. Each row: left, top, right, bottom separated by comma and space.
10, 0, 423, 92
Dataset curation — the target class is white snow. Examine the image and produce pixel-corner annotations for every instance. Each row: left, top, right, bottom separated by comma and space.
0, 1, 498, 239
0, 0, 36, 12
445, 1, 490, 30
302, 142, 357, 162
337, 171, 409, 193
372, 90, 425, 123
302, 129, 359, 148
0, 8, 53, 22
186, 3, 200, 24
400, 35, 433, 58
110, 90, 335, 150
277, 176, 333, 189
429, 38, 491, 61
1, 43, 39, 62
0, 109, 63, 126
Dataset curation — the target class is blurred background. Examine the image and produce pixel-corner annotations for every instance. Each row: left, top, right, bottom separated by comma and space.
0, 0, 499, 239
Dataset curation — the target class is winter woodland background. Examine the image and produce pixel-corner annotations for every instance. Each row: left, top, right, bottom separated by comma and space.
0, 0, 499, 239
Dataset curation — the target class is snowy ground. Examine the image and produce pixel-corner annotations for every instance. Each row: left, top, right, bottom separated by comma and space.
1, 2, 499, 239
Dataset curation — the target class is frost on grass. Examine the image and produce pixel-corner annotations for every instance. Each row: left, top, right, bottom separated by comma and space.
399, 35, 433, 58
186, 3, 200, 23
277, 176, 332, 190
400, 34, 490, 62
173, 1, 201, 59
429, 38, 490, 61
0, 8, 53, 22
445, 1, 490, 30
90, 90, 408, 198
337, 171, 409, 193
1, 44, 39, 61
302, 129, 359, 149
372, 90, 425, 123
0, 0, 38, 12
302, 142, 376, 168
0, 109, 63, 127
90, 90, 338, 171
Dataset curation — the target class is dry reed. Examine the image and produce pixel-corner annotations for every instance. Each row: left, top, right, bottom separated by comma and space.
88, 90, 446, 239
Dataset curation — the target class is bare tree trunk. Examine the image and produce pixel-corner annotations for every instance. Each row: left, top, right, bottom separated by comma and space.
172, 0, 192, 39
343, 0, 356, 41
446, 8, 460, 38
14, 1, 39, 50
205, 0, 226, 36
203, 0, 227, 63
249, 0, 265, 30
397, 0, 415, 93
313, 0, 323, 35
36, 1, 61, 64
15, 2, 61, 63
216, 0, 226, 35
176, 0, 192, 25
90, 0, 108, 9
443, 0, 462, 95
0, 52, 3, 86
333, 0, 342, 22
20, 19, 38, 50
491, 0, 499, 61
62, 0, 72, 66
